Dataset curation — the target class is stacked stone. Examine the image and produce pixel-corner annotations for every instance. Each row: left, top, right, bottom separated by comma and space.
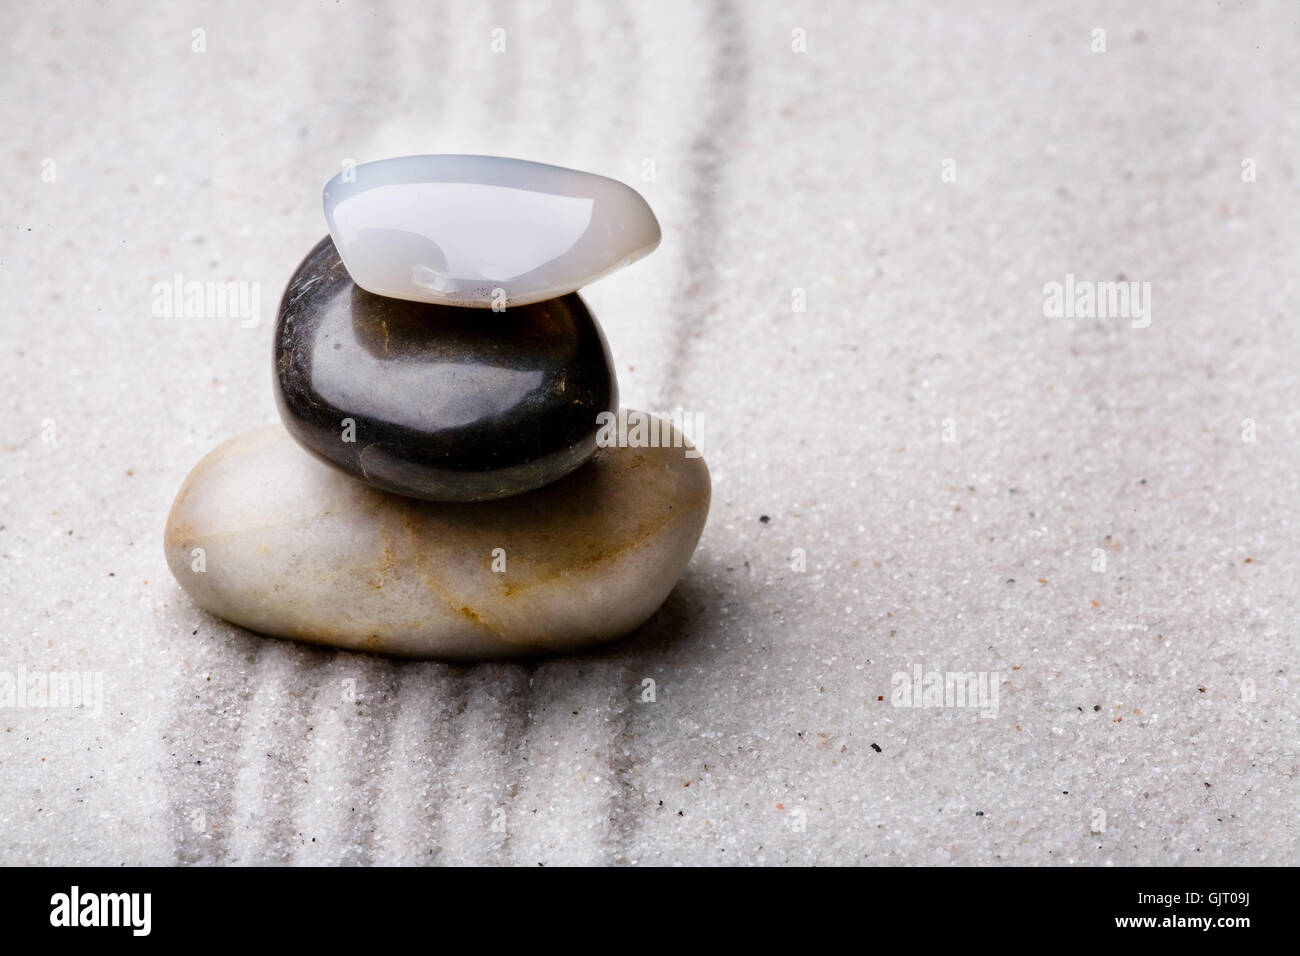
164, 156, 710, 660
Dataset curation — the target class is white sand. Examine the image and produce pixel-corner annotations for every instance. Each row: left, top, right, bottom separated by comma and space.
1, 0, 1296, 865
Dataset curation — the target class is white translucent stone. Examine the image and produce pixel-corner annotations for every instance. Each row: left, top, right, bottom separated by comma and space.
323, 155, 661, 307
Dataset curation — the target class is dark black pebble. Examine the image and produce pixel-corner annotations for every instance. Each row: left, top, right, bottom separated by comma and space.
274, 237, 617, 501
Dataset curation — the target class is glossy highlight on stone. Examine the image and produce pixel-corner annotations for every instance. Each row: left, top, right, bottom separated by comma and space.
323, 154, 661, 307
273, 236, 617, 501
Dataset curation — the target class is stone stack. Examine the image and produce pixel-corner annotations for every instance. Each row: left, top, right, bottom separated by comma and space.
164, 156, 709, 659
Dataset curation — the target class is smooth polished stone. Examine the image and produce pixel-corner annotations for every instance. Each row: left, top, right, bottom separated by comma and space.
323, 154, 661, 307
274, 236, 617, 502
163, 421, 711, 660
